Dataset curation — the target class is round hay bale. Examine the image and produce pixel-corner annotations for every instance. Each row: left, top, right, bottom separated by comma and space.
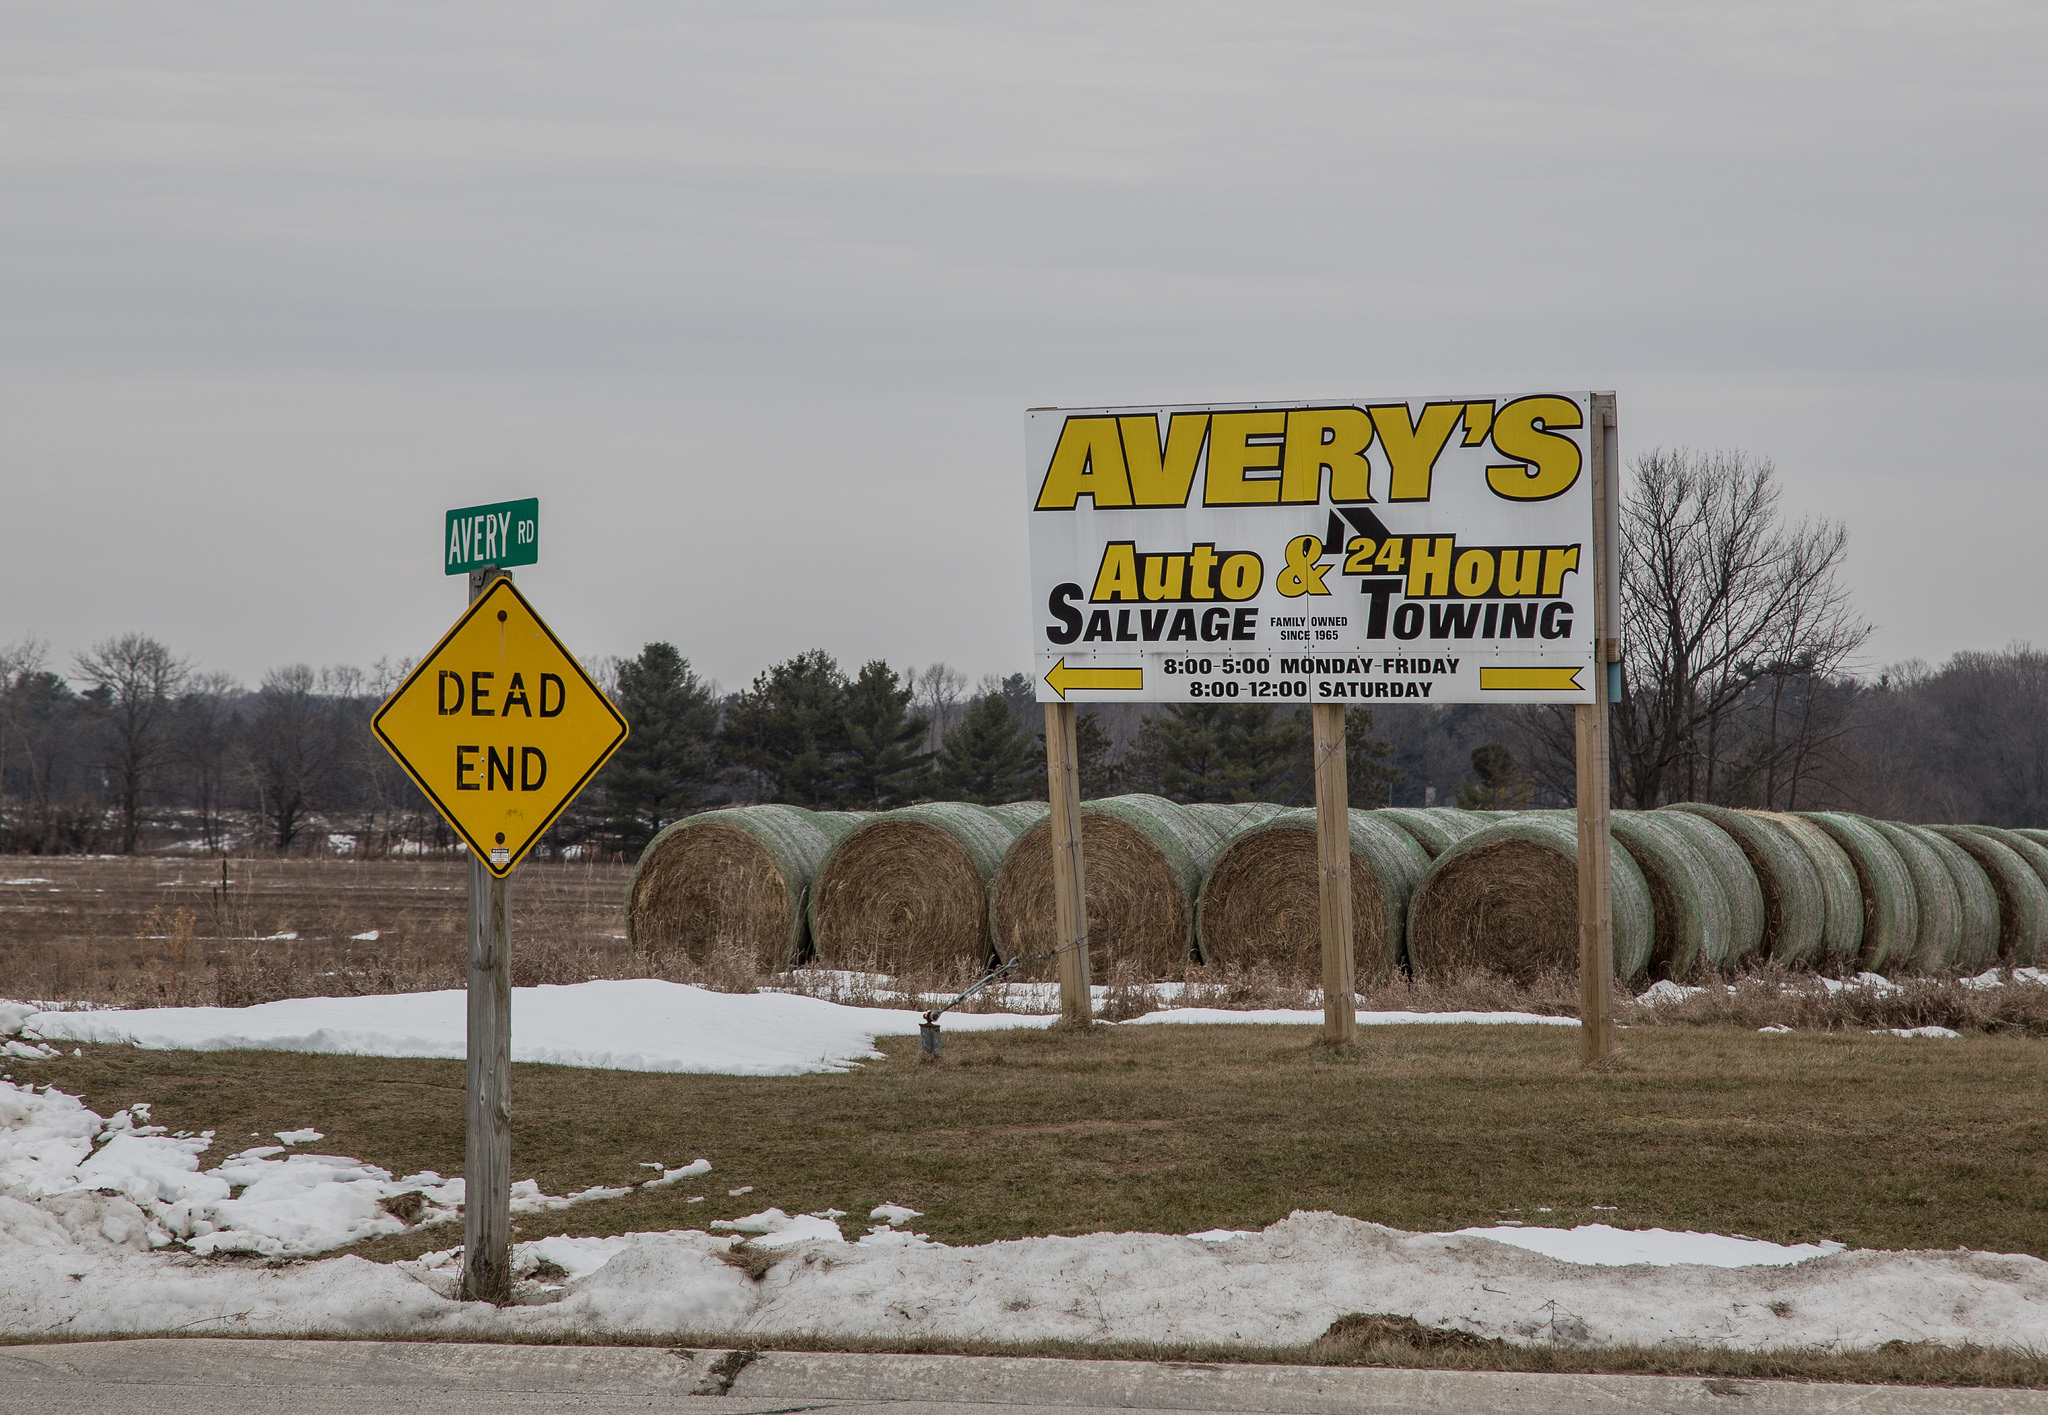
1373, 808, 1487, 860
1795, 813, 1918, 973
1665, 804, 1824, 967
1912, 827, 2000, 975
1406, 814, 1653, 983
1868, 821, 1961, 975
1947, 826, 2048, 966
808, 802, 1025, 977
626, 805, 846, 969
1608, 812, 1735, 977
1751, 812, 1865, 970
987, 801, 1051, 829
1648, 810, 1767, 966
989, 792, 1213, 979
1195, 808, 1431, 982
1180, 801, 1287, 843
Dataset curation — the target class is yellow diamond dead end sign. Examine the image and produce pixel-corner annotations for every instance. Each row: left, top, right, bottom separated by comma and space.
373, 578, 627, 877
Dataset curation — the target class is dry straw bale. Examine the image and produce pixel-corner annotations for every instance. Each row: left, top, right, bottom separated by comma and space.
1195, 807, 1432, 982
1373, 808, 1487, 860
1608, 812, 1736, 978
1797, 813, 1918, 973
808, 802, 1027, 976
1869, 821, 1963, 975
1753, 812, 1865, 970
1648, 809, 1767, 966
990, 793, 1218, 979
1951, 826, 2048, 965
1665, 803, 1824, 966
1914, 827, 2001, 974
626, 805, 851, 969
1405, 814, 1653, 983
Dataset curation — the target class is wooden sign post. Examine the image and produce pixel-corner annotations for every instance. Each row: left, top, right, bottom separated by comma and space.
1576, 394, 1621, 1062
462, 565, 514, 1304
371, 510, 628, 1304
1311, 704, 1356, 1043
1043, 702, 1092, 1026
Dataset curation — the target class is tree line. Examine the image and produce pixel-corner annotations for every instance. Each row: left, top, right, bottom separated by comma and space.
4, 448, 2043, 856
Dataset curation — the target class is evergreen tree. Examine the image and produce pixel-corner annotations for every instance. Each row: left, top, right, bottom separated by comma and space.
838, 660, 932, 807
1345, 706, 1401, 808
1037, 708, 1121, 798
602, 642, 720, 849
936, 692, 1040, 803
1074, 710, 1120, 798
1457, 740, 1535, 809
720, 650, 848, 806
1128, 704, 1310, 803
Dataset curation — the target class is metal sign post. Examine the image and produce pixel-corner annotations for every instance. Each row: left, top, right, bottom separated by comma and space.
372, 511, 627, 1302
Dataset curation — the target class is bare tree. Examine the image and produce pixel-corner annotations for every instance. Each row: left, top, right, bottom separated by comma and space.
909, 662, 968, 754
242, 664, 350, 852
74, 632, 192, 852
172, 670, 242, 852
1519, 449, 1868, 807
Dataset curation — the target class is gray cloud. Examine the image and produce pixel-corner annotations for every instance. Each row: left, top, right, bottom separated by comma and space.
3, 1, 2043, 688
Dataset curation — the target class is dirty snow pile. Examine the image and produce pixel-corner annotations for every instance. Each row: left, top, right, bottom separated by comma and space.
5, 1174, 2047, 1351
2, 981, 1588, 1075
0, 1080, 704, 1260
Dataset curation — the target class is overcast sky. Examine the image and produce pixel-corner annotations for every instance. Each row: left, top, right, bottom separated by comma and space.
4, 2, 2043, 695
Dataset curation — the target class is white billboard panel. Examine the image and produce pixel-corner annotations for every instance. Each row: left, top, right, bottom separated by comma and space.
1027, 395, 1600, 705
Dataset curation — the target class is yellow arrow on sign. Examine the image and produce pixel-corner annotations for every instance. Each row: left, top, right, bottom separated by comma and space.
1479, 666, 1585, 692
1043, 658, 1144, 699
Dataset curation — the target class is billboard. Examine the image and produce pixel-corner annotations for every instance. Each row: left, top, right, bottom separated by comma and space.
1027, 395, 1601, 705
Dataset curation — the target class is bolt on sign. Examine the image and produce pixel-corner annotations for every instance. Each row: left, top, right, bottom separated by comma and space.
1027, 396, 1601, 704
372, 577, 626, 875
445, 497, 539, 576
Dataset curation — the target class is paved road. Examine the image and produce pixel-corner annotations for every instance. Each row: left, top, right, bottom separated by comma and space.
4, 1341, 2045, 1415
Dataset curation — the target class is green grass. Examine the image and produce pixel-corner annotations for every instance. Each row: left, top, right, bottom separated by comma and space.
14, 1021, 2048, 1264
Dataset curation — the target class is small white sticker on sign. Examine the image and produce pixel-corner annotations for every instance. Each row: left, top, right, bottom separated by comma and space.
489, 848, 511, 866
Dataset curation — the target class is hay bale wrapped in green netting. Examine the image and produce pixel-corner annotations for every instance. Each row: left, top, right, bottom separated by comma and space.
1406, 815, 1653, 983
1647, 810, 1767, 966
1868, 821, 1962, 975
808, 802, 1028, 976
1180, 801, 1287, 842
626, 805, 857, 969
987, 801, 1051, 828
1195, 808, 1431, 981
1947, 826, 2048, 966
1912, 827, 2000, 974
1796, 813, 1918, 973
1664, 804, 1824, 967
990, 793, 1218, 979
1752, 812, 1865, 970
1607, 812, 1736, 977
1373, 808, 1487, 859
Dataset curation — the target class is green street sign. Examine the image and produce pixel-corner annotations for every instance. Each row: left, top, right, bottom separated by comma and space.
445, 498, 538, 575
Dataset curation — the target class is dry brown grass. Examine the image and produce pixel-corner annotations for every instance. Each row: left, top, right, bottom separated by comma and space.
1621, 962, 2048, 1036
11, 1022, 2048, 1265
0, 854, 632, 1007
